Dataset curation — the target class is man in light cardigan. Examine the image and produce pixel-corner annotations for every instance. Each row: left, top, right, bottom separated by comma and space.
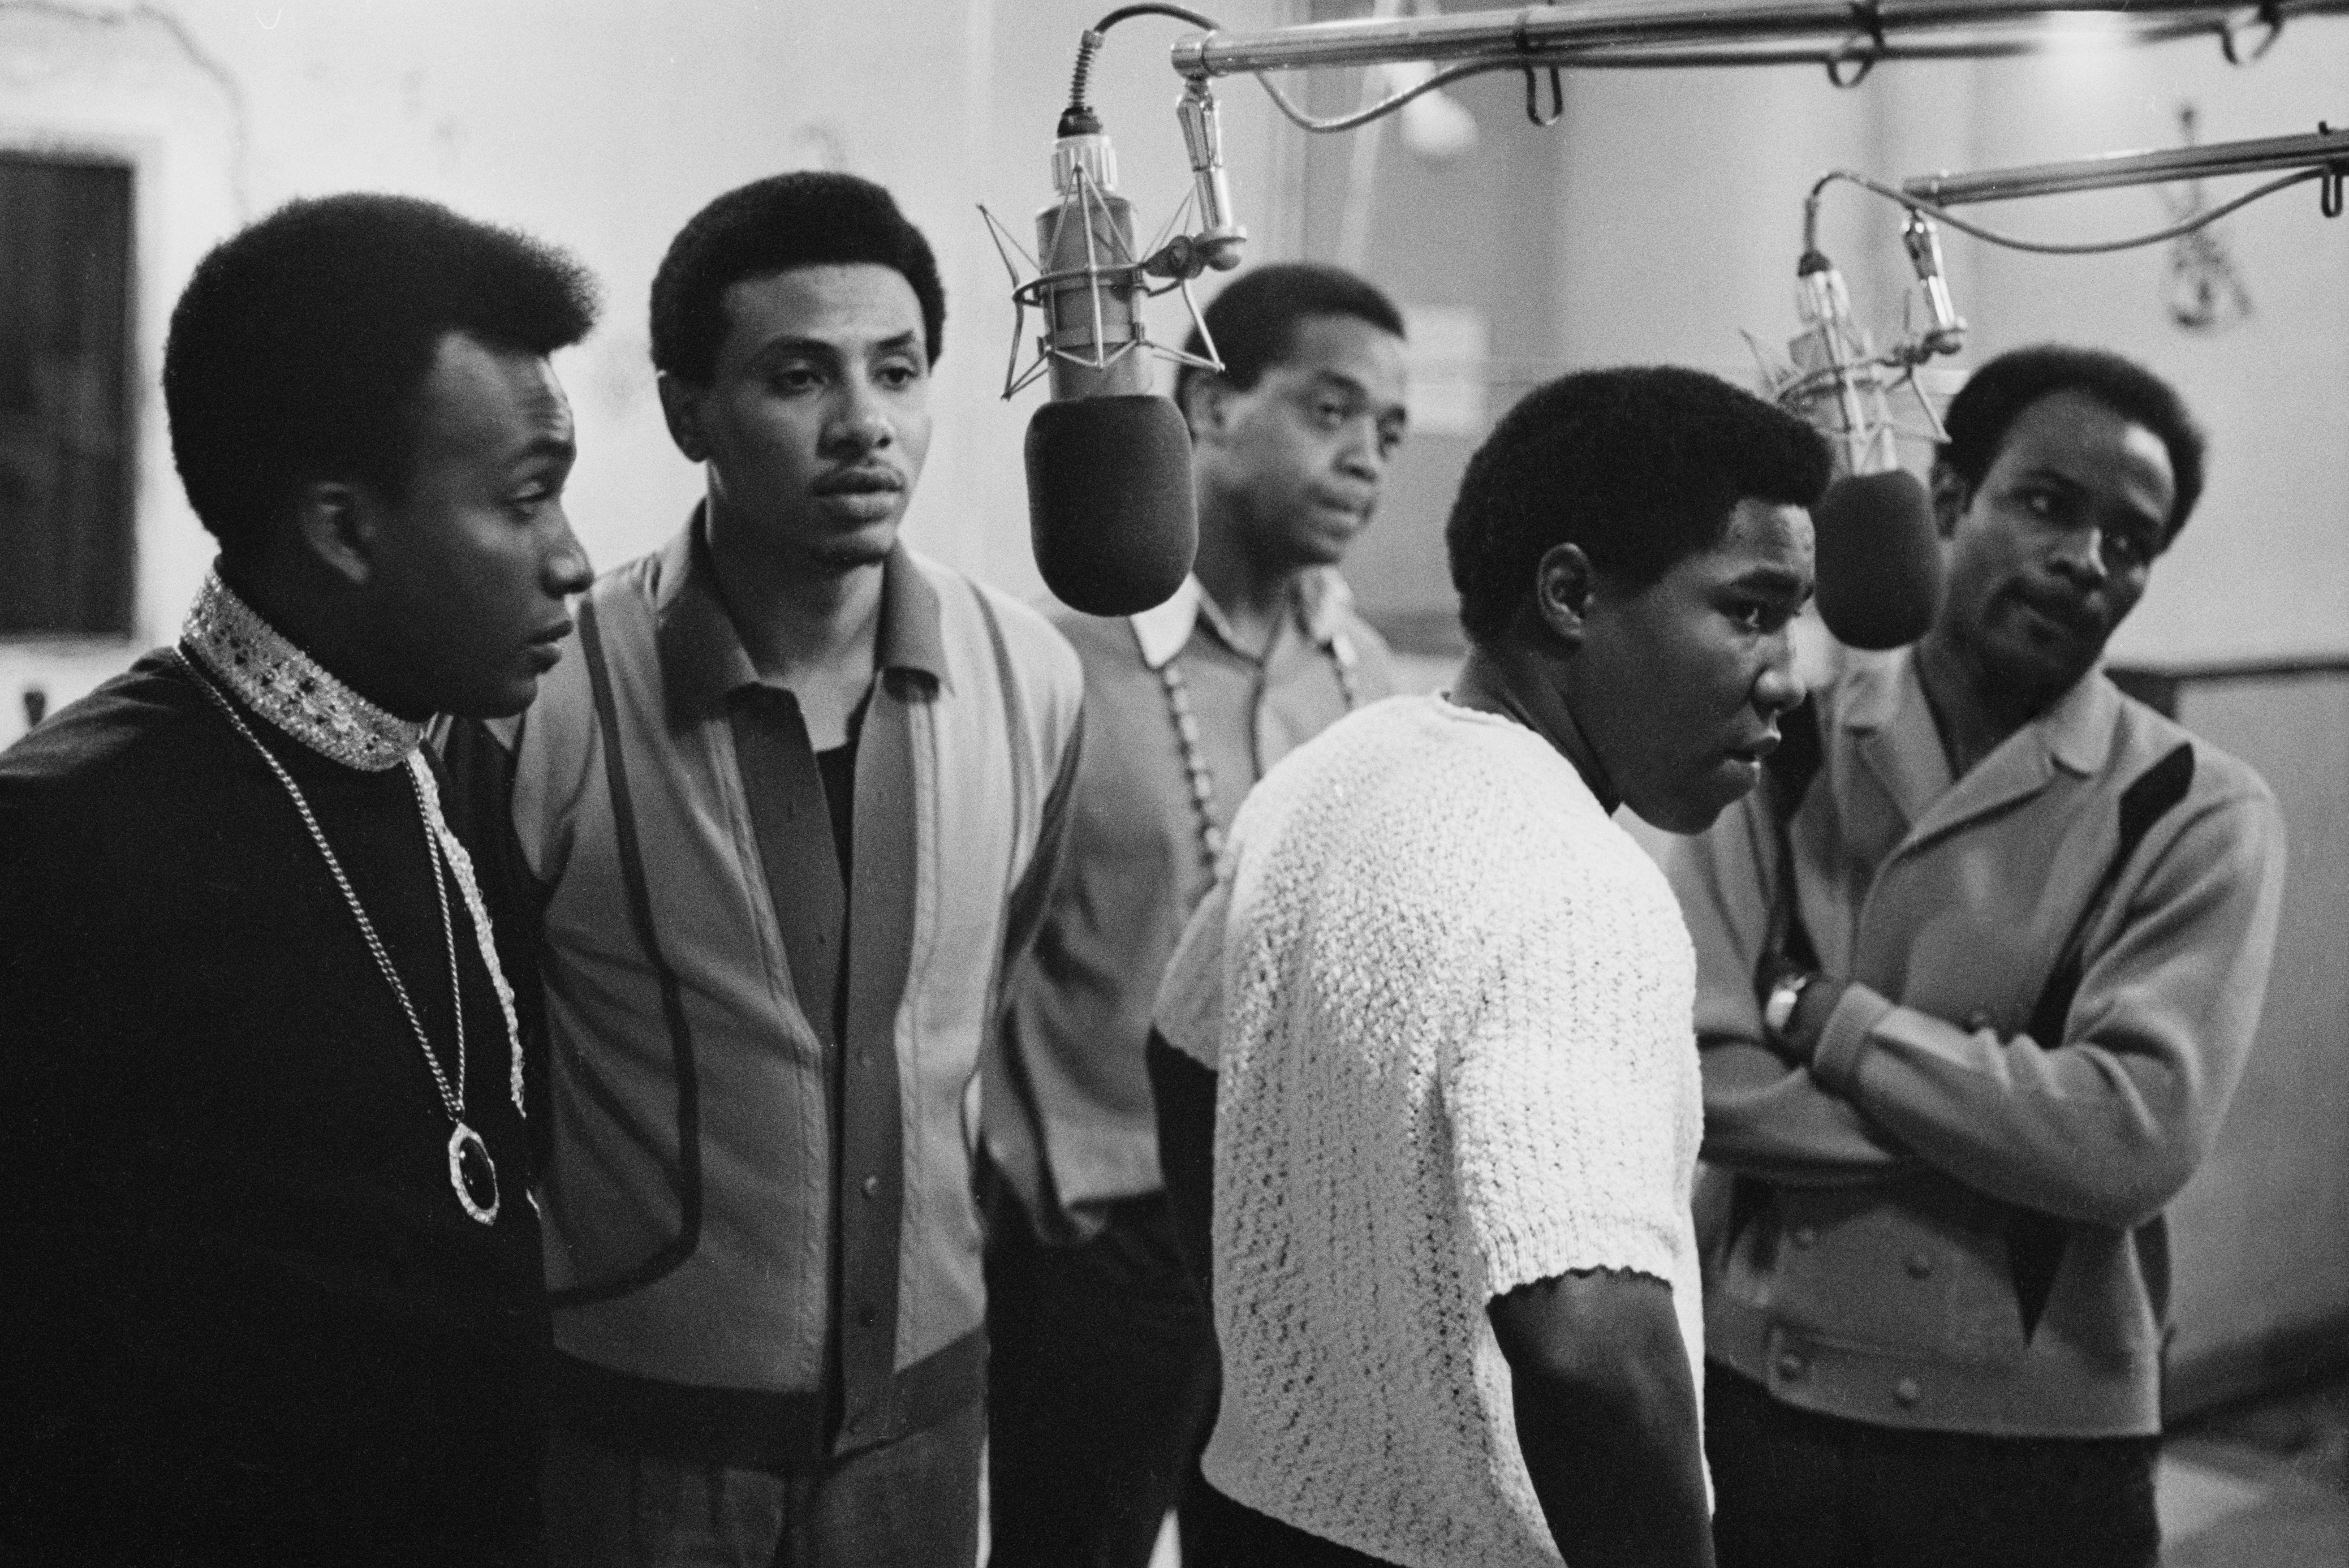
1672, 345, 2284, 1568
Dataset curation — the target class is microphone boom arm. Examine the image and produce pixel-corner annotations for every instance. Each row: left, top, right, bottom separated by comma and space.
1169, 0, 2349, 82
1902, 122, 2349, 207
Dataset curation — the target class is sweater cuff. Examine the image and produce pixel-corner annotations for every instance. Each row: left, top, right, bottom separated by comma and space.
1809, 981, 1895, 1095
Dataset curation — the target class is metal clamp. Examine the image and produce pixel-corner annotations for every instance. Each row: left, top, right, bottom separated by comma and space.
1825, 0, 1886, 87
2320, 121, 2347, 219
2219, 0, 2285, 65
1523, 64, 1565, 126
1512, 7, 1566, 128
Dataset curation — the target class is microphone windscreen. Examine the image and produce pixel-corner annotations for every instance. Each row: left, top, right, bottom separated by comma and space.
1812, 469, 1943, 651
1025, 395, 1198, 617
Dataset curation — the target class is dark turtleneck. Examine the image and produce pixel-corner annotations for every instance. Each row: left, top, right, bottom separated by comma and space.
0, 649, 548, 1565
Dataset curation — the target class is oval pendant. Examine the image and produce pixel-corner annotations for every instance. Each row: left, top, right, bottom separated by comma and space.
448, 1122, 500, 1226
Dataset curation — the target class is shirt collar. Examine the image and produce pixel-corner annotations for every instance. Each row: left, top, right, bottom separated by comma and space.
180, 568, 425, 771
656, 508, 948, 717
1842, 646, 2117, 777
2038, 666, 2121, 775
1838, 647, 1909, 735
1128, 569, 1357, 672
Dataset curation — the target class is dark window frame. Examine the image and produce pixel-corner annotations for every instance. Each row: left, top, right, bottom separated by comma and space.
0, 151, 138, 640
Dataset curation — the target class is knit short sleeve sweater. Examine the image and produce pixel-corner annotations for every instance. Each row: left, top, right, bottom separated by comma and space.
1159, 693, 1705, 1567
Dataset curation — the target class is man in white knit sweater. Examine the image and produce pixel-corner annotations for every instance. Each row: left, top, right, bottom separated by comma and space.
1149, 367, 1830, 1568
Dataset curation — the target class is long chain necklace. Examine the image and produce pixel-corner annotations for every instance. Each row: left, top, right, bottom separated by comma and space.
178, 651, 521, 1226
1156, 630, 1358, 872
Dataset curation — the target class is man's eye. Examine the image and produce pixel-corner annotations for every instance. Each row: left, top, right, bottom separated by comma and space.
2103, 531, 2155, 570
769, 366, 821, 393
1730, 598, 1799, 634
876, 362, 921, 389
1312, 401, 1348, 429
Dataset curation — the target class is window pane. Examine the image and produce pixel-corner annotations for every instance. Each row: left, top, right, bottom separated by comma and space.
0, 155, 134, 637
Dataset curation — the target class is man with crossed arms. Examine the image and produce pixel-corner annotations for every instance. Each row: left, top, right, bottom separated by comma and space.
1672, 345, 2286, 1568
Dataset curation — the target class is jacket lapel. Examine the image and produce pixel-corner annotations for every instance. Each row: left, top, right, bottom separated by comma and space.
1898, 727, 2057, 858
1840, 651, 1952, 845
1868, 657, 2120, 865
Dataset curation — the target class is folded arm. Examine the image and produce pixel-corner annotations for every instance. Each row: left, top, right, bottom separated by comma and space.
1664, 799, 1906, 1187
1795, 790, 2285, 1228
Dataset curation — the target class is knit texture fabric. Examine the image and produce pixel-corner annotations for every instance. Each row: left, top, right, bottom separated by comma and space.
1157, 694, 1705, 1568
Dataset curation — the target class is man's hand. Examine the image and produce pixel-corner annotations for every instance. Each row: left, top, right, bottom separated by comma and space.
1489, 1269, 1714, 1568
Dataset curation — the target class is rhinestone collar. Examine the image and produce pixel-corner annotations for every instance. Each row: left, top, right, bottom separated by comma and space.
181, 570, 425, 772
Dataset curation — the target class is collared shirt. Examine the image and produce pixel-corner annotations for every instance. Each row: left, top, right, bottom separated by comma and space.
659, 527, 936, 1133
987, 570, 1396, 1239
485, 516, 1083, 1467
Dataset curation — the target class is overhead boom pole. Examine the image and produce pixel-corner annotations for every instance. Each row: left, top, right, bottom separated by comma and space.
1903, 124, 2349, 204
1168, 0, 2349, 77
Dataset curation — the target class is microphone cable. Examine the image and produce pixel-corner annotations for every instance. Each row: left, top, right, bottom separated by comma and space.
1067, 5, 1225, 132
1804, 164, 2331, 260
1069, 4, 1534, 141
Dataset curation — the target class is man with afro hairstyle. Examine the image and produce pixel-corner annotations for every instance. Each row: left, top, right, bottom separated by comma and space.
455, 172, 1083, 1567
1, 191, 597, 1564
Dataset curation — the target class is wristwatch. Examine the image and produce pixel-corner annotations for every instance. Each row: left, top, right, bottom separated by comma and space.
1762, 969, 1814, 1044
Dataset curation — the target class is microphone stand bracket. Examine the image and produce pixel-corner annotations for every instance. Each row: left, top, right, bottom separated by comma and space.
982, 165, 1228, 402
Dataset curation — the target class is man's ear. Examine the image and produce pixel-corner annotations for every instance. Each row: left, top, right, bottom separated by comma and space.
1929, 462, 1970, 541
1528, 541, 1597, 653
657, 372, 711, 463
1178, 371, 1234, 446
291, 480, 378, 588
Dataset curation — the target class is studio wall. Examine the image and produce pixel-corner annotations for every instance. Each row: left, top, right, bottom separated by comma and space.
0, 0, 1303, 744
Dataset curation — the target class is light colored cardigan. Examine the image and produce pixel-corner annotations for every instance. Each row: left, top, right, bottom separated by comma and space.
1668, 649, 2285, 1438
503, 526, 1082, 1457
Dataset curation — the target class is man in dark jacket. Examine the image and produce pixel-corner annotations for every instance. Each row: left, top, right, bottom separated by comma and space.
0, 194, 596, 1564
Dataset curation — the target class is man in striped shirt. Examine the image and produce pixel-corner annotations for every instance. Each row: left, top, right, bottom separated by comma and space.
983, 264, 1409, 1568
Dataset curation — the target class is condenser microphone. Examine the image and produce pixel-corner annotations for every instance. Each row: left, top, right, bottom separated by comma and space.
1020, 106, 1197, 617
1786, 249, 1942, 650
